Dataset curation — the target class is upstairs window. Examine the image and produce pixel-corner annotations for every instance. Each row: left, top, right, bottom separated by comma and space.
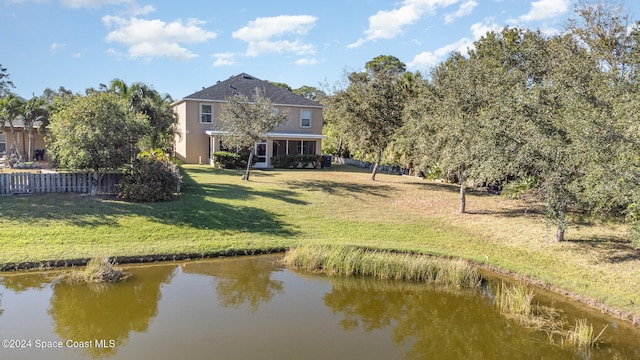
200, 104, 213, 124
300, 109, 312, 128
0, 134, 5, 154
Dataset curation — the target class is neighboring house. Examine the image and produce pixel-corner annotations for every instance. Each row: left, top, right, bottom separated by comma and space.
172, 73, 325, 168
0, 120, 46, 161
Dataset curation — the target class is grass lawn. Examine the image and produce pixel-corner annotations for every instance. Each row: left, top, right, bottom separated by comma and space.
1, 164, 639, 324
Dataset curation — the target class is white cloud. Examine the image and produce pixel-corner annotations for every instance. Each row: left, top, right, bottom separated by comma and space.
233, 15, 316, 42
348, 0, 460, 48
407, 20, 498, 70
50, 42, 66, 54
103, 16, 217, 60
232, 15, 317, 57
212, 53, 238, 67
519, 0, 570, 22
106, 48, 124, 60
295, 58, 318, 66
444, 0, 477, 24
128, 4, 154, 16
470, 20, 500, 39
246, 40, 315, 57
408, 37, 472, 69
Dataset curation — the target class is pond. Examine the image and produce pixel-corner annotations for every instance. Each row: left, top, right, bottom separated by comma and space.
0, 255, 638, 359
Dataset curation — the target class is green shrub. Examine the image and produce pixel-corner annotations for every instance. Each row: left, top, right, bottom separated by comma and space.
502, 176, 539, 199
298, 154, 321, 168
213, 151, 255, 169
270, 154, 321, 169
213, 151, 241, 169
270, 154, 299, 168
117, 158, 181, 202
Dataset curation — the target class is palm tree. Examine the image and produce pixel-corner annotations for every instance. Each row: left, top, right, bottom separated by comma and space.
107, 79, 176, 153
0, 93, 25, 160
20, 96, 48, 162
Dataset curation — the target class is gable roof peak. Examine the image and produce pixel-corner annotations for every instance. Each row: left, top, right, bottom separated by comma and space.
182, 73, 323, 108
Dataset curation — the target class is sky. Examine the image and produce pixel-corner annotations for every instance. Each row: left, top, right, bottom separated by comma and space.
2, 0, 640, 100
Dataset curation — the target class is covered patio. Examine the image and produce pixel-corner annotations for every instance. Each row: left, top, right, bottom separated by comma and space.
205, 130, 325, 168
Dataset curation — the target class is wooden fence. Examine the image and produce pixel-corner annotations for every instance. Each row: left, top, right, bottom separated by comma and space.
0, 172, 122, 195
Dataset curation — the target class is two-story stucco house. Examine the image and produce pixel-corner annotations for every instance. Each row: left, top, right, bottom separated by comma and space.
172, 73, 325, 168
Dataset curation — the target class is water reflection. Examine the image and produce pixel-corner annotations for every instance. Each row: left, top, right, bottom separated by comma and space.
181, 256, 284, 312
321, 276, 571, 359
1, 273, 51, 293
47, 265, 175, 358
0, 256, 638, 360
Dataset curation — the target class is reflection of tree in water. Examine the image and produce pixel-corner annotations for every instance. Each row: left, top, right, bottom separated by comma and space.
1, 273, 53, 293
1, 273, 57, 318
323, 277, 573, 360
48, 265, 176, 359
181, 256, 283, 312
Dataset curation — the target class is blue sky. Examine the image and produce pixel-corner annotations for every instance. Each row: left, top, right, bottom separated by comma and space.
2, 0, 640, 100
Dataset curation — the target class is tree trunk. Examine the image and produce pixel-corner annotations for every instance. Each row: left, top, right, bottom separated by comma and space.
556, 223, 565, 242
91, 171, 100, 196
27, 128, 34, 162
243, 151, 253, 181
555, 201, 567, 242
459, 177, 466, 214
370, 150, 382, 181
9, 124, 21, 160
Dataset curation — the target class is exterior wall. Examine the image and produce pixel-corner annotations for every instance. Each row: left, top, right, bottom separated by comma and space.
174, 100, 324, 164
1, 127, 47, 161
274, 107, 323, 135
173, 101, 217, 164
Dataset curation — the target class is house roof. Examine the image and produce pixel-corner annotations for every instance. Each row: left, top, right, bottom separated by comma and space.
180, 73, 324, 108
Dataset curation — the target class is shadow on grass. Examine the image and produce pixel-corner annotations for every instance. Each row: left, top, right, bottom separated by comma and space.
402, 179, 502, 199
196, 183, 307, 205
182, 165, 277, 178
0, 169, 297, 236
465, 205, 545, 218
284, 179, 392, 198
567, 236, 640, 263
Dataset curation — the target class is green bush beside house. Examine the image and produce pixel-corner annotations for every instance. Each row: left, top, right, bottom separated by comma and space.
271, 154, 321, 168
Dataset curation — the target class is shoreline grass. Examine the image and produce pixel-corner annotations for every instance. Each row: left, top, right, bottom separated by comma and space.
283, 244, 482, 288
0, 164, 638, 326
565, 319, 608, 350
494, 282, 609, 352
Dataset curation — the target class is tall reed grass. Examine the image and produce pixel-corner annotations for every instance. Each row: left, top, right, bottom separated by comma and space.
494, 282, 606, 351
283, 244, 481, 288
565, 319, 607, 349
495, 282, 535, 317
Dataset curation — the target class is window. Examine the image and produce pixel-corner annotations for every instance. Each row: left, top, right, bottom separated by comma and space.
301, 141, 316, 155
293, 140, 316, 155
272, 140, 287, 156
0, 134, 5, 153
200, 104, 213, 123
300, 109, 312, 128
